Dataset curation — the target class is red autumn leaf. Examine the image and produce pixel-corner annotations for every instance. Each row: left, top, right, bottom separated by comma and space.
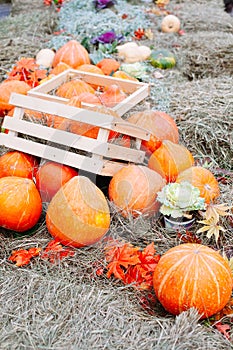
28, 69, 47, 87
40, 240, 75, 264
124, 242, 160, 290
134, 28, 145, 40
8, 247, 41, 267
215, 322, 231, 340
105, 242, 140, 280
178, 230, 202, 244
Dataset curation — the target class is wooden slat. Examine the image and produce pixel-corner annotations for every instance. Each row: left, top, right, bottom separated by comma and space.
28, 69, 70, 93
9, 93, 151, 140
100, 160, 127, 176
2, 117, 146, 163
0, 133, 104, 174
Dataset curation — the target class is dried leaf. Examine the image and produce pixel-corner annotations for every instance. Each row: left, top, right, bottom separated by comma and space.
212, 297, 233, 321
215, 322, 231, 340
205, 203, 232, 222
177, 230, 202, 244
105, 242, 140, 280
40, 240, 75, 264
8, 247, 41, 267
197, 218, 225, 243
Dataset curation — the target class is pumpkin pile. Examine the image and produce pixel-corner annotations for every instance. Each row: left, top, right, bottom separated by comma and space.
0, 35, 231, 324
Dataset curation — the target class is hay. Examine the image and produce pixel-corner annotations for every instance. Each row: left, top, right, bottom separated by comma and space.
0, 0, 233, 349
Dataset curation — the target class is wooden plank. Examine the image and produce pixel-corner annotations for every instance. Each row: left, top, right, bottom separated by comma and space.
0, 133, 104, 174
100, 160, 127, 176
7, 106, 24, 137
2, 117, 146, 163
27, 69, 70, 93
113, 84, 149, 116
9, 94, 151, 140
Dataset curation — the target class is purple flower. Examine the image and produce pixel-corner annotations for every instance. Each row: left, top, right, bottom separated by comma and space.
91, 31, 124, 45
93, 0, 117, 10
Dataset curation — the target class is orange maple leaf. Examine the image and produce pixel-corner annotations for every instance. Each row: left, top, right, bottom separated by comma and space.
40, 240, 75, 264
105, 242, 140, 280
28, 69, 48, 87
8, 247, 41, 267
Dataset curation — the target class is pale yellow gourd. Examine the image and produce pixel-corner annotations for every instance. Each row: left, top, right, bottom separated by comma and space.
117, 42, 151, 63
36, 48, 55, 68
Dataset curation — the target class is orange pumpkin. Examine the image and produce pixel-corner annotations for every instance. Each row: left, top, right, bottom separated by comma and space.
153, 243, 233, 319
99, 84, 126, 108
0, 176, 42, 232
46, 176, 110, 247
0, 80, 31, 116
76, 64, 105, 89
56, 79, 95, 99
127, 110, 179, 154
35, 161, 78, 202
108, 165, 166, 217
68, 93, 102, 106
50, 62, 71, 75
0, 151, 38, 179
52, 40, 90, 69
148, 140, 194, 182
112, 71, 138, 81
96, 58, 120, 75
176, 166, 220, 204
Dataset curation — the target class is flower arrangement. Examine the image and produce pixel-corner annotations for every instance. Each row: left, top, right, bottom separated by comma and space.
157, 181, 206, 219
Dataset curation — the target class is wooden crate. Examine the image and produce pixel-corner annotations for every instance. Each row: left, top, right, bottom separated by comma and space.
0, 93, 151, 176
28, 69, 149, 116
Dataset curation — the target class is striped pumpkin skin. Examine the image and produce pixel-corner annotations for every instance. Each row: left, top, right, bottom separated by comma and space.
153, 243, 233, 319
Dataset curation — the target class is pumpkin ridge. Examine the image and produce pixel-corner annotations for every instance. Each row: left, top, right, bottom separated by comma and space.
178, 254, 196, 312
199, 255, 221, 308
201, 253, 233, 278
189, 255, 200, 308
157, 254, 190, 297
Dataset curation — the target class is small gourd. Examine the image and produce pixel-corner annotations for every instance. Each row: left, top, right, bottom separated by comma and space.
149, 49, 176, 69
117, 42, 151, 63
36, 48, 55, 68
161, 15, 181, 33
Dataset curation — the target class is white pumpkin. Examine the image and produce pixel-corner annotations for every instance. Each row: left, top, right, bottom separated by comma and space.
161, 15, 181, 33
117, 42, 151, 63
36, 49, 55, 68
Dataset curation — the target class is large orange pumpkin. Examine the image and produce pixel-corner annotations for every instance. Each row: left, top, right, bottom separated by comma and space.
0, 176, 42, 232
108, 165, 166, 217
148, 140, 194, 182
56, 79, 95, 99
52, 40, 90, 69
153, 243, 233, 319
0, 151, 38, 179
127, 110, 179, 154
46, 176, 110, 247
176, 166, 220, 204
0, 80, 30, 116
35, 161, 78, 202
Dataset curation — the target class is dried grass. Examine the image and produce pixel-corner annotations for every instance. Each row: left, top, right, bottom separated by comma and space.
0, 0, 233, 349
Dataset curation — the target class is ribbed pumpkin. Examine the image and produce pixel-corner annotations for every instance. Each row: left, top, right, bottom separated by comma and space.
176, 166, 220, 204
99, 84, 126, 108
96, 58, 120, 75
127, 110, 179, 154
76, 64, 105, 89
50, 62, 71, 75
46, 176, 110, 247
35, 161, 78, 202
153, 243, 233, 319
0, 176, 42, 232
0, 151, 38, 179
56, 79, 95, 99
0, 80, 30, 116
148, 140, 194, 182
52, 40, 90, 69
108, 165, 166, 218
68, 93, 102, 106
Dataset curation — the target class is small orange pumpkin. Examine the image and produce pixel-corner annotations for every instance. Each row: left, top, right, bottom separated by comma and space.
50, 62, 71, 75
153, 243, 233, 319
0, 176, 42, 232
112, 71, 138, 81
56, 79, 95, 99
46, 176, 110, 247
0, 80, 31, 116
127, 110, 179, 154
108, 164, 166, 217
0, 151, 38, 179
52, 40, 90, 69
176, 166, 220, 204
35, 161, 78, 202
99, 84, 126, 108
148, 140, 194, 182
96, 58, 120, 75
